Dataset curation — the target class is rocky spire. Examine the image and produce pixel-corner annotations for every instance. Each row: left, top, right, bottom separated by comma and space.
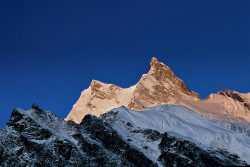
149, 57, 175, 81
147, 57, 200, 99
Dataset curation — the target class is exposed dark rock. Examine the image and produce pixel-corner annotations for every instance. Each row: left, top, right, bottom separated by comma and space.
219, 89, 245, 103
0, 106, 157, 167
218, 89, 250, 112
158, 133, 247, 167
0, 105, 249, 167
31, 103, 45, 112
81, 114, 157, 167
130, 129, 162, 141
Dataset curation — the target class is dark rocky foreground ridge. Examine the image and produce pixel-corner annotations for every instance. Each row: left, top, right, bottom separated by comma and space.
0, 105, 248, 167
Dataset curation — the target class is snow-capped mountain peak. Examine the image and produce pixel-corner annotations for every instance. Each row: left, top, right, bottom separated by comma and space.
65, 58, 200, 123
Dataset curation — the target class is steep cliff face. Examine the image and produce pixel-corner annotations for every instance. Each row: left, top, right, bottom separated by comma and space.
0, 105, 157, 167
1, 105, 248, 166
65, 58, 200, 123
128, 58, 200, 110
158, 133, 247, 167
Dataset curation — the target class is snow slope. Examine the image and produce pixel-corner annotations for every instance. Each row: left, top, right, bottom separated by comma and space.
169, 93, 250, 124
102, 105, 250, 164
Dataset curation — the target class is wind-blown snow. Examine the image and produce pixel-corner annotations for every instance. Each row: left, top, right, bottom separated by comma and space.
102, 105, 250, 164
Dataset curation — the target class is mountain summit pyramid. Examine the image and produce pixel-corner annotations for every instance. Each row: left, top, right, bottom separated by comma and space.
65, 58, 200, 123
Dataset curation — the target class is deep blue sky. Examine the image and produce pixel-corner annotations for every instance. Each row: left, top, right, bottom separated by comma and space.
0, 0, 249, 128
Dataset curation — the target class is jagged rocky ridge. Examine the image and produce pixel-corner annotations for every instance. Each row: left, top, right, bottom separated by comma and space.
0, 104, 157, 167
65, 57, 200, 123
158, 133, 245, 167
65, 58, 250, 129
0, 105, 248, 166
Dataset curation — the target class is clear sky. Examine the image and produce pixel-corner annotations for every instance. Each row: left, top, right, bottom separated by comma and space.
0, 0, 249, 128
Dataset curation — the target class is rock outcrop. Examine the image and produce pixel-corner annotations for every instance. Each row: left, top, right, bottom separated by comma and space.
218, 89, 250, 110
158, 133, 246, 167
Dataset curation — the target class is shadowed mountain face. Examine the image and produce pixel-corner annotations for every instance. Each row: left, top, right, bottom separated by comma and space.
65, 58, 200, 123
0, 105, 157, 167
0, 105, 248, 167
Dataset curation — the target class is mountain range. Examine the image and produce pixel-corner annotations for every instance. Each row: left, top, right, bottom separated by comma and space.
66, 58, 250, 126
1, 58, 250, 166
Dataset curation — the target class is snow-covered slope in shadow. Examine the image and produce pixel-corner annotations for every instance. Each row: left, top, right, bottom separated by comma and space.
0, 104, 248, 166
0, 104, 157, 167
101, 104, 250, 164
